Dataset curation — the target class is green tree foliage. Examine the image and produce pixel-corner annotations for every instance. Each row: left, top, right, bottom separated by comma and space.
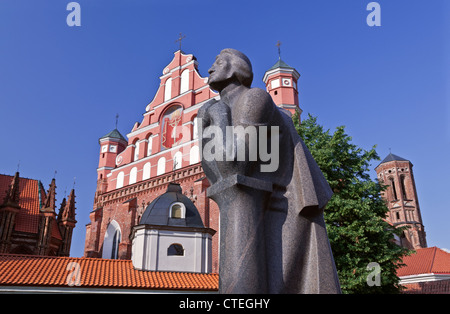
293, 112, 411, 294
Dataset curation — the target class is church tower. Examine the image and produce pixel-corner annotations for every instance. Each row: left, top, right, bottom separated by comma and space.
263, 58, 301, 117
37, 178, 58, 255
0, 172, 21, 253
375, 153, 427, 249
57, 189, 77, 256
95, 128, 128, 206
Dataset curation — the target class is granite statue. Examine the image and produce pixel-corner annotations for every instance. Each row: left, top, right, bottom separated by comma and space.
198, 48, 341, 294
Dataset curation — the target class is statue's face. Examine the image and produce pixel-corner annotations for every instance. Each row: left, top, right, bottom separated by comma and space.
208, 53, 233, 91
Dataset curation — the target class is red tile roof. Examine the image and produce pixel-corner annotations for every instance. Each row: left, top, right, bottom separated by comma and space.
0, 174, 61, 240
398, 247, 450, 277
0, 254, 219, 291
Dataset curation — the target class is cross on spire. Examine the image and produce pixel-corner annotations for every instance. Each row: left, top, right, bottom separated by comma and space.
175, 33, 186, 52
276, 40, 282, 59
115, 113, 119, 129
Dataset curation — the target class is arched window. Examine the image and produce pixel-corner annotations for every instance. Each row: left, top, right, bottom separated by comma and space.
147, 135, 153, 156
173, 151, 182, 170
164, 77, 172, 102
160, 105, 183, 150
180, 69, 189, 94
133, 141, 140, 161
389, 178, 397, 200
116, 171, 124, 189
167, 243, 184, 256
157, 157, 166, 176
400, 175, 407, 199
189, 145, 200, 165
143, 162, 151, 180
102, 220, 121, 259
129, 167, 138, 184
192, 116, 199, 140
170, 202, 186, 219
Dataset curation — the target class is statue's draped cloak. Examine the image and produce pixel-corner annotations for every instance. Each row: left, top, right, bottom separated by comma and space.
199, 95, 341, 294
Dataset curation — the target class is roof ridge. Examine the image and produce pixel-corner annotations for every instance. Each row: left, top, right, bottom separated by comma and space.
0, 174, 38, 182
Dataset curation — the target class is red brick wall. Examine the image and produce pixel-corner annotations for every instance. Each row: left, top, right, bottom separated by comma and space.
84, 163, 222, 273
402, 280, 450, 294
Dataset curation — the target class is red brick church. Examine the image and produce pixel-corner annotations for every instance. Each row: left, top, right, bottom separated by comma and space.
0, 172, 76, 256
83, 49, 301, 273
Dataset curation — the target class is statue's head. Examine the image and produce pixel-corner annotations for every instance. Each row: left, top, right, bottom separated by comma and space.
208, 48, 253, 92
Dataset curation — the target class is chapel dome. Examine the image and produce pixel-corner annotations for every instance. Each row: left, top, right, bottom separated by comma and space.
139, 182, 204, 228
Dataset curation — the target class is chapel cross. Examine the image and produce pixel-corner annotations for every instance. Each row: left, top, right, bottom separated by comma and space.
175, 33, 186, 51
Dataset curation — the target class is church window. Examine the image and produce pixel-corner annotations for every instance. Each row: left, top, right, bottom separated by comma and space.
189, 145, 200, 165
170, 202, 186, 219
160, 106, 183, 151
173, 151, 182, 170
143, 162, 151, 180
192, 116, 199, 140
389, 178, 397, 200
102, 220, 121, 260
157, 157, 166, 176
133, 141, 140, 161
147, 135, 153, 156
180, 69, 189, 94
167, 243, 184, 256
164, 77, 172, 102
129, 167, 138, 184
116, 171, 124, 189
400, 175, 407, 199
111, 230, 120, 259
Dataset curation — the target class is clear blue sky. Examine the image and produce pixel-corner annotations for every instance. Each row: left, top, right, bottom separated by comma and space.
0, 0, 448, 257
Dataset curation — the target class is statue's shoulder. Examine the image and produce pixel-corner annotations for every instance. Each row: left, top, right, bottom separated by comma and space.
236, 88, 275, 124
198, 98, 219, 119
242, 87, 273, 105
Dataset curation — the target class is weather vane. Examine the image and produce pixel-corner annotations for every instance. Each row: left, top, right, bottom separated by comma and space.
115, 113, 119, 129
175, 33, 186, 51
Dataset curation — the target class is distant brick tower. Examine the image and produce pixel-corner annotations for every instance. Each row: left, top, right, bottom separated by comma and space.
375, 153, 427, 249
